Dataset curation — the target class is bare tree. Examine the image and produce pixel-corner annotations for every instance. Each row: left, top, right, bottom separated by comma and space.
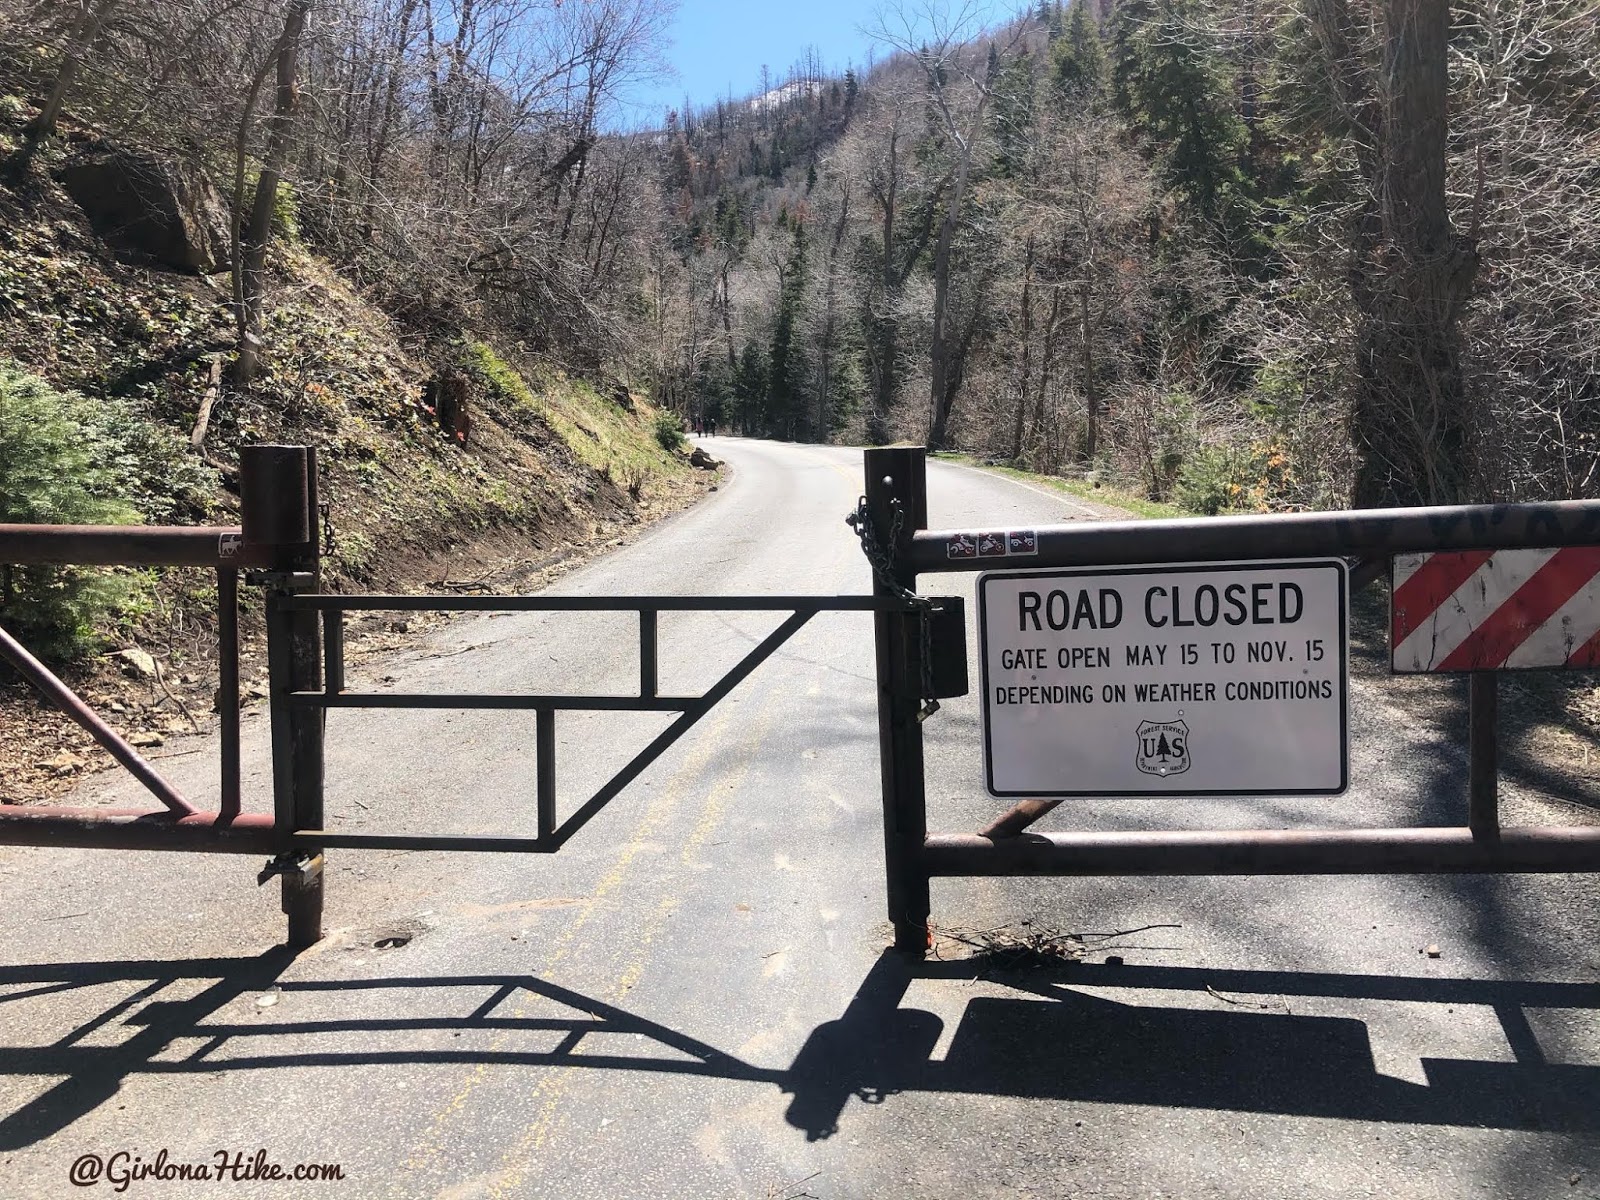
871, 0, 1026, 449
1302, 0, 1480, 506
234, 0, 312, 386
12, 0, 124, 159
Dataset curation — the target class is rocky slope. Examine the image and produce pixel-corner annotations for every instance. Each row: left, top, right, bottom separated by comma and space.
0, 130, 717, 804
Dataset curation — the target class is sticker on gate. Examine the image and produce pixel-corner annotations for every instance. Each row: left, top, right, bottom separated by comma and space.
977, 532, 1008, 558
947, 530, 1038, 560
1007, 531, 1038, 556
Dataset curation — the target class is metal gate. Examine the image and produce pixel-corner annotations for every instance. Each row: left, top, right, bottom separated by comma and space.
861, 446, 1600, 952
4, 442, 1600, 954
0, 446, 925, 944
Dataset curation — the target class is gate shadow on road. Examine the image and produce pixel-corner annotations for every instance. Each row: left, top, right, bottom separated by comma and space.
783, 952, 1600, 1140
1, 948, 1595, 1151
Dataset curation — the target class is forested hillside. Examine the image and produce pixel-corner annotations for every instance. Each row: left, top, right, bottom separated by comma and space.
655, 0, 1600, 511
0, 0, 702, 642
1, 0, 1597, 558
0, 0, 717, 794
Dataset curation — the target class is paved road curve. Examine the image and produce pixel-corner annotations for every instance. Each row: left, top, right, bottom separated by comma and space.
1, 439, 1597, 1198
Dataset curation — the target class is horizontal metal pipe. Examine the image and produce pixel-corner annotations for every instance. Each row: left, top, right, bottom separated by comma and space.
922, 827, 1600, 876
911, 499, 1600, 573
0, 524, 270, 568
290, 691, 698, 711
0, 806, 275, 854
279, 594, 906, 613
289, 829, 555, 853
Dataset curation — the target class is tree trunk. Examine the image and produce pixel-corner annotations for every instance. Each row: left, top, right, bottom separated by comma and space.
365, 0, 419, 238
1080, 287, 1098, 463
21, 0, 123, 155
1011, 236, 1034, 461
1349, 0, 1479, 506
868, 132, 901, 446
1030, 287, 1063, 467
235, 0, 312, 387
927, 204, 958, 450
720, 260, 738, 371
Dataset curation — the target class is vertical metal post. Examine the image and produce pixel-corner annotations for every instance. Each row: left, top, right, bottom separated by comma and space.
640, 609, 658, 699
866, 446, 931, 955
537, 707, 556, 841
1470, 672, 1500, 837
217, 567, 241, 822
244, 445, 324, 948
323, 609, 345, 696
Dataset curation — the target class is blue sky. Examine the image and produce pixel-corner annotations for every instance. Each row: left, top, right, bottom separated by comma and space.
621, 0, 1025, 125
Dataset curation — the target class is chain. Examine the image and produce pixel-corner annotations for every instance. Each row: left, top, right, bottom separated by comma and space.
847, 496, 941, 721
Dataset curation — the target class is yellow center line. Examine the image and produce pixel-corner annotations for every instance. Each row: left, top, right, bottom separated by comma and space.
486, 703, 779, 1195
404, 703, 740, 1172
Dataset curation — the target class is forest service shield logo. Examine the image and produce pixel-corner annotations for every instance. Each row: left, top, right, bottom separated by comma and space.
1136, 719, 1191, 777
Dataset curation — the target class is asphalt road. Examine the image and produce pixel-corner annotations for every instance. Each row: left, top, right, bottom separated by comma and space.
1, 438, 1597, 1199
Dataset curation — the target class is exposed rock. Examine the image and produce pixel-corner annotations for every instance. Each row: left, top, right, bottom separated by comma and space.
56, 146, 232, 274
606, 377, 634, 411
127, 731, 164, 748
39, 751, 86, 776
114, 647, 157, 679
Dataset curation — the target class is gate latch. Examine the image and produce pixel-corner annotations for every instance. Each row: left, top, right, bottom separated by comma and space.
258, 851, 324, 886
921, 596, 969, 706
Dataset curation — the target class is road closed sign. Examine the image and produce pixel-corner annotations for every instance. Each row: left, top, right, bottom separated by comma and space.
977, 560, 1348, 797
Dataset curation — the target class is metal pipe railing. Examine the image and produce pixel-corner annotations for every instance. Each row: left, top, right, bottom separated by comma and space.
923, 826, 1600, 877
910, 499, 1600, 574
0, 524, 267, 568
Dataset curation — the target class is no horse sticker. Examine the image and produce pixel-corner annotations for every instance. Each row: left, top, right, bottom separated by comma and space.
977, 559, 1349, 797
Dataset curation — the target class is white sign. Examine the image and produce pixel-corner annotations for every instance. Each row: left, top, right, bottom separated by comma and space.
978, 560, 1348, 797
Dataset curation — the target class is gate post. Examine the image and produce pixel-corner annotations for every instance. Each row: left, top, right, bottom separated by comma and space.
865, 447, 931, 955
242, 445, 324, 948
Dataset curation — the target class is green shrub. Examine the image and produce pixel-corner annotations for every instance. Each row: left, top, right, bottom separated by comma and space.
1174, 438, 1293, 516
1174, 444, 1247, 516
653, 410, 686, 452
459, 339, 542, 427
0, 362, 207, 659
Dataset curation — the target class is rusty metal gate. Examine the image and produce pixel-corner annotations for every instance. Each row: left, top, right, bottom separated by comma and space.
861, 446, 1600, 952
0, 446, 930, 945
4, 442, 1600, 954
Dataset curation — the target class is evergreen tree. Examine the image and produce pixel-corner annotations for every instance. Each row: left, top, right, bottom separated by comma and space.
767, 224, 809, 436
1107, 0, 1156, 123
991, 50, 1037, 178
1117, 0, 1246, 222
733, 340, 768, 435
1053, 0, 1108, 102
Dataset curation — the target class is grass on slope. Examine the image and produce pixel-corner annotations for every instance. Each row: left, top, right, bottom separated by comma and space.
931, 452, 1193, 520
459, 340, 684, 498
